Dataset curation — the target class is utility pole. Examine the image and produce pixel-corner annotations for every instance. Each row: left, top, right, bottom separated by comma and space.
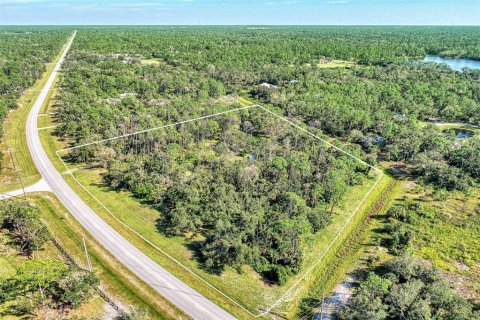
83, 237, 93, 271
320, 289, 325, 320
8, 145, 26, 200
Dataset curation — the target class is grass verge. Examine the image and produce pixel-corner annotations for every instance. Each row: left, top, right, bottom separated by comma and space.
0, 35, 71, 193
0, 199, 106, 320
29, 193, 188, 320
1, 34, 188, 319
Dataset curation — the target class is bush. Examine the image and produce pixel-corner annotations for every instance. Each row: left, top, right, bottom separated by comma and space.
0, 201, 49, 253
386, 223, 413, 255
8, 296, 38, 316
57, 268, 100, 308
338, 255, 478, 320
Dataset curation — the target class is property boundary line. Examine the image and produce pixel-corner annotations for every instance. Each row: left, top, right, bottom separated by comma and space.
55, 104, 384, 317
57, 105, 257, 152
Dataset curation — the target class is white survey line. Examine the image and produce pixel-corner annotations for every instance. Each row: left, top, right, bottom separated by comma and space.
38, 125, 57, 131
57, 105, 257, 153
55, 150, 260, 318
38, 113, 57, 117
55, 104, 385, 317
259, 171, 384, 315
257, 105, 380, 173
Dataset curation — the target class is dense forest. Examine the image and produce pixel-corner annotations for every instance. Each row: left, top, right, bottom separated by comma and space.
0, 27, 69, 168
71, 26, 480, 70
51, 27, 480, 287
256, 63, 480, 191
96, 108, 370, 283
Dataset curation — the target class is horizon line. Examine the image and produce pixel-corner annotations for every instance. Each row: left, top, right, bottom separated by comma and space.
1, 24, 480, 27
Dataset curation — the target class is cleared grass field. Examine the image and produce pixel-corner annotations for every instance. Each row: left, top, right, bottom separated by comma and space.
317, 60, 356, 68
141, 58, 164, 65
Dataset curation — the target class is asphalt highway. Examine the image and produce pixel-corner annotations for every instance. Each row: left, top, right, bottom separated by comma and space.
26, 31, 236, 320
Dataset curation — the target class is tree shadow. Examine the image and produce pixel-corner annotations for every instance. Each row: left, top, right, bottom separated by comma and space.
297, 297, 320, 319
184, 240, 224, 276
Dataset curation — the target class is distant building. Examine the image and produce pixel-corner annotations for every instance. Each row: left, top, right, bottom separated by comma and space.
363, 135, 384, 147
318, 57, 334, 64
260, 82, 278, 89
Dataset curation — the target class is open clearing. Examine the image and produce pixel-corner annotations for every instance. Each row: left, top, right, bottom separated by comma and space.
317, 60, 356, 68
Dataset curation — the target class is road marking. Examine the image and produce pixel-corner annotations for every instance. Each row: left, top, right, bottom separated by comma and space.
34, 32, 236, 320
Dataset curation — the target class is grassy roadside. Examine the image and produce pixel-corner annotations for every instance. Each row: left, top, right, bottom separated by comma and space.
0, 34, 188, 320
27, 193, 188, 320
42, 139, 263, 319
0, 200, 106, 320
0, 35, 72, 193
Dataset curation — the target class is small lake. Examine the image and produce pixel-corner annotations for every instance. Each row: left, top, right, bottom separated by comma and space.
443, 128, 475, 139
424, 56, 480, 72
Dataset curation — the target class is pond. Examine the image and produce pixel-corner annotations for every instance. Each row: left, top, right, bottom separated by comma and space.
424, 56, 480, 72
443, 128, 475, 139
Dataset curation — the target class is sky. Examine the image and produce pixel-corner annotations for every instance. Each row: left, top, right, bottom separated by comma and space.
1, 0, 479, 25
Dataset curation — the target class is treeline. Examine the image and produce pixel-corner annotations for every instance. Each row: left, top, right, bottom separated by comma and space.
71, 26, 480, 74
0, 201, 99, 317
0, 27, 70, 168
62, 26, 480, 99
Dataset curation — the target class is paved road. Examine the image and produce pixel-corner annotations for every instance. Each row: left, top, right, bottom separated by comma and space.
0, 178, 51, 200
26, 31, 236, 320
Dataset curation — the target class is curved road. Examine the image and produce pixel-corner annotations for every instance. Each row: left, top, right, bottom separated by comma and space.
27, 31, 236, 320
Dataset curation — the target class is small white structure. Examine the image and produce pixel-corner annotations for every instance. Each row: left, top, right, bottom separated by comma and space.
260, 82, 278, 89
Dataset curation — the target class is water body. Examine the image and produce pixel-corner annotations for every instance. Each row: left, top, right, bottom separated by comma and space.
444, 128, 475, 139
424, 56, 480, 72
